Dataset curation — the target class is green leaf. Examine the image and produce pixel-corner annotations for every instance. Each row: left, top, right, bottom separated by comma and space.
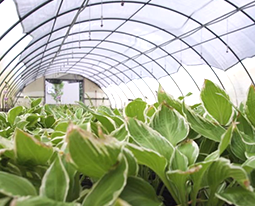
66, 125, 121, 178
236, 112, 255, 140
120, 177, 162, 206
123, 148, 138, 176
125, 143, 179, 203
146, 104, 157, 120
75, 108, 84, 119
127, 118, 174, 160
114, 108, 122, 116
55, 121, 69, 132
207, 158, 251, 204
97, 105, 115, 116
216, 187, 255, 206
246, 85, 255, 127
26, 114, 40, 127
11, 196, 80, 206
16, 120, 29, 130
31, 98, 42, 108
51, 131, 65, 139
182, 104, 225, 142
230, 128, 247, 161
150, 104, 189, 146
44, 116, 56, 128
208, 158, 250, 189
62, 158, 80, 202
167, 166, 200, 206
7, 106, 23, 125
93, 113, 116, 134
110, 125, 128, 141
14, 128, 53, 166
242, 156, 255, 173
125, 98, 147, 122
0, 136, 13, 150
201, 79, 233, 125
111, 116, 125, 128
218, 124, 234, 155
126, 144, 167, 178
177, 139, 199, 166
112, 198, 132, 206
40, 154, 69, 201
0, 197, 10, 206
171, 149, 188, 171
0, 112, 7, 125
157, 84, 183, 114
82, 155, 128, 206
0, 171, 37, 196
0, 136, 14, 158
190, 161, 214, 206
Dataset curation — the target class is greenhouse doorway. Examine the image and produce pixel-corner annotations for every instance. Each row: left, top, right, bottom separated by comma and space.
45, 78, 83, 104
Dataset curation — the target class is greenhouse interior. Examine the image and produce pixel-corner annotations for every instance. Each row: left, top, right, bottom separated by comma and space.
1, 0, 255, 205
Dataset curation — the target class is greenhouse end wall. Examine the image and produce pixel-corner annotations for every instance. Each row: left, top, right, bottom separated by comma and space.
16, 77, 110, 107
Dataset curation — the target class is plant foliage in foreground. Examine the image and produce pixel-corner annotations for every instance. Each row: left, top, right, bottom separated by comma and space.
0, 80, 255, 205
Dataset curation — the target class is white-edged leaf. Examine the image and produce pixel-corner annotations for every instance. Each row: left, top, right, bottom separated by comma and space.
0, 171, 37, 197
245, 85, 255, 127
40, 154, 70, 201
127, 118, 174, 160
218, 124, 234, 155
167, 166, 201, 206
201, 79, 233, 125
120, 177, 163, 206
182, 104, 225, 142
31, 98, 42, 108
110, 125, 128, 141
123, 148, 138, 176
11, 196, 80, 206
66, 125, 121, 178
0, 197, 10, 206
82, 155, 128, 206
7, 106, 23, 125
112, 198, 132, 206
14, 128, 53, 166
207, 158, 252, 198
190, 161, 214, 206
157, 85, 183, 114
93, 113, 116, 134
216, 187, 255, 206
177, 139, 199, 166
125, 98, 147, 122
150, 104, 189, 146
171, 149, 188, 171
126, 144, 168, 178
230, 128, 247, 161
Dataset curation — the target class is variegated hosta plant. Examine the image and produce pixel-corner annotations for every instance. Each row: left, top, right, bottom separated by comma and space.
0, 80, 255, 206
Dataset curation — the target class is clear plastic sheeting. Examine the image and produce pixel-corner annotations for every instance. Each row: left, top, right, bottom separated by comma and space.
1, 0, 255, 108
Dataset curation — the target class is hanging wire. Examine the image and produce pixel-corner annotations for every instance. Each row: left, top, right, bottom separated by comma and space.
164, 45, 167, 70
89, 4, 91, 40
200, 27, 203, 58
180, 42, 183, 64
72, 31, 74, 58
121, 0, 124, 6
101, 0, 104, 27
78, 13, 81, 49
151, 51, 153, 74
226, 19, 229, 53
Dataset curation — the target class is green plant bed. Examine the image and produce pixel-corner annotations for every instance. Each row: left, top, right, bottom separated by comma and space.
1, 80, 255, 206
